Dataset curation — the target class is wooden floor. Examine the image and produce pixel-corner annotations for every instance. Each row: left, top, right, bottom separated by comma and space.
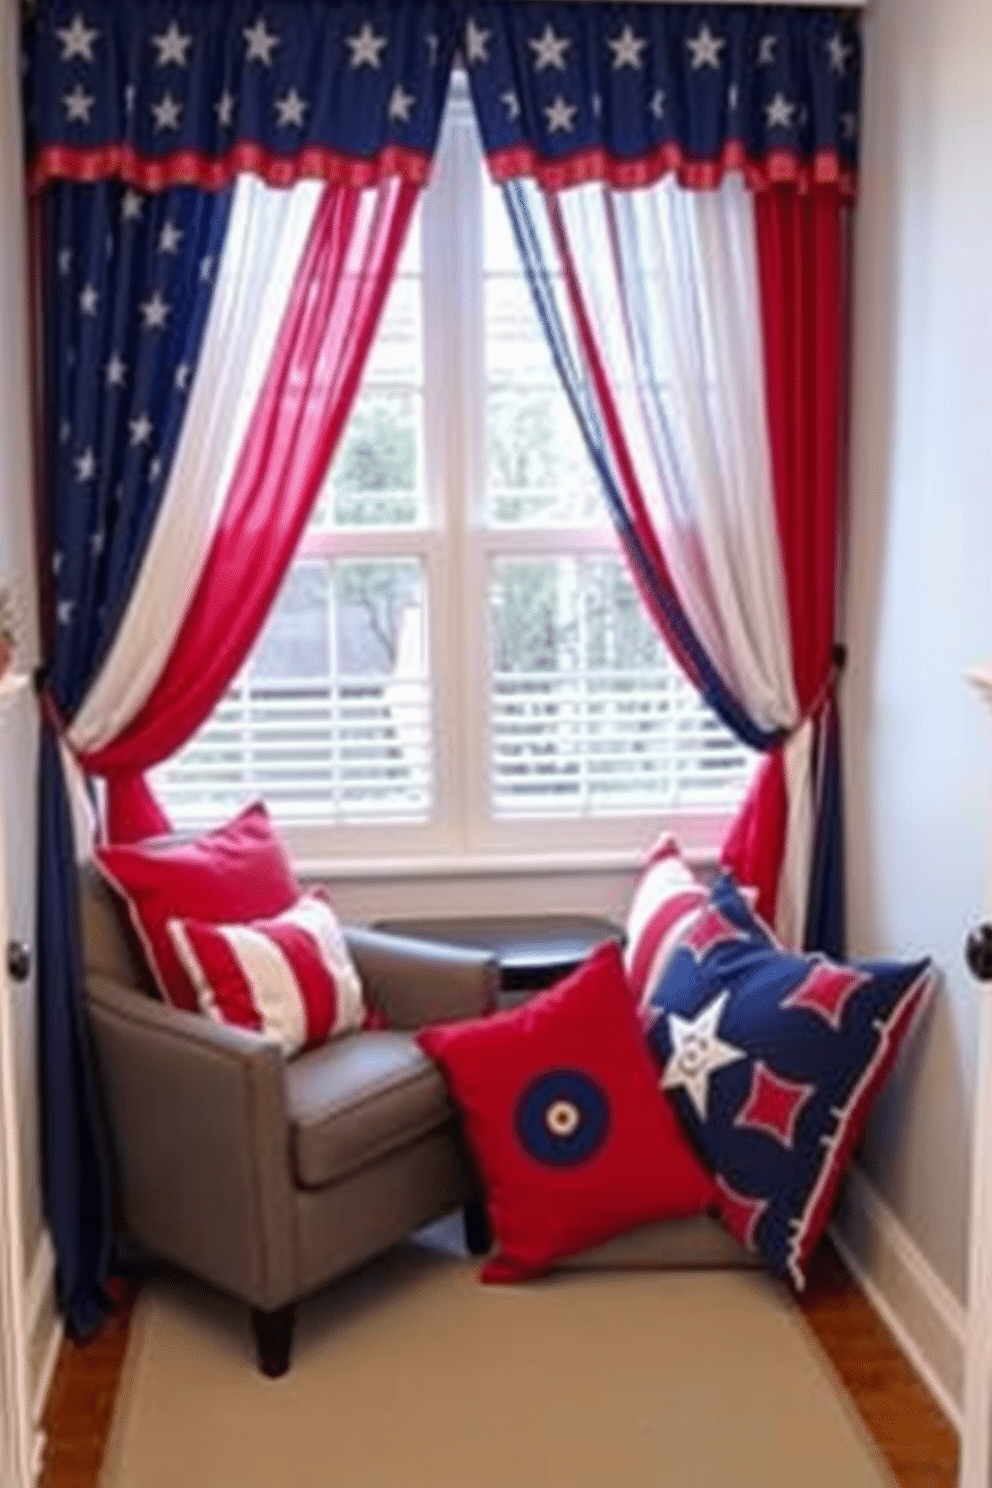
37, 1240, 958, 1488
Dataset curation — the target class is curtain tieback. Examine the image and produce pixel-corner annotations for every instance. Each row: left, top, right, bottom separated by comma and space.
785, 644, 847, 743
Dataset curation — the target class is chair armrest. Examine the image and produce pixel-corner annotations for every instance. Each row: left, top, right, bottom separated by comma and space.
85, 973, 296, 1311
344, 928, 499, 1030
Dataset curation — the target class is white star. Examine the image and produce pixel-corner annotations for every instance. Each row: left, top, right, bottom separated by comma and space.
151, 92, 182, 131
686, 24, 725, 70
728, 84, 739, 111
243, 17, 279, 65
826, 32, 852, 74
56, 599, 76, 627
501, 89, 520, 120
152, 21, 192, 67
63, 84, 94, 123
129, 413, 153, 446
275, 88, 308, 128
52, 550, 64, 574
528, 24, 570, 72
198, 255, 214, 282
661, 992, 746, 1120
757, 34, 777, 66
425, 33, 439, 67
57, 248, 72, 276
124, 83, 136, 113
56, 13, 97, 62
215, 90, 236, 128
607, 24, 646, 71
174, 362, 191, 391
78, 282, 98, 315
158, 221, 183, 254
649, 88, 665, 120
105, 353, 127, 387
544, 95, 577, 134
90, 528, 105, 556
74, 448, 96, 482
121, 188, 144, 221
388, 84, 415, 123
592, 92, 602, 118
149, 456, 163, 481
841, 111, 858, 139
464, 18, 490, 65
140, 291, 169, 330
346, 22, 387, 69
765, 92, 796, 129
58, 421, 71, 445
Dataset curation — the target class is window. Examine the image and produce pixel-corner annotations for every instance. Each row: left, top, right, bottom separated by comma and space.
154, 81, 754, 865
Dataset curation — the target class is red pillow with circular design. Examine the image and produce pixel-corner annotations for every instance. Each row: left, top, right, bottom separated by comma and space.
418, 941, 716, 1282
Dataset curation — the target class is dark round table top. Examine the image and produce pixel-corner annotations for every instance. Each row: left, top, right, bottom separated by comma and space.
372, 913, 624, 992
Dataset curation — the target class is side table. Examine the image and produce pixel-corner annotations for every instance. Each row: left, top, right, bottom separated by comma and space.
371, 913, 625, 1008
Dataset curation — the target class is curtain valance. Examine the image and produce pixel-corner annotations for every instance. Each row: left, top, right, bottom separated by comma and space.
23, 0, 462, 194
23, 2, 860, 199
464, 4, 860, 195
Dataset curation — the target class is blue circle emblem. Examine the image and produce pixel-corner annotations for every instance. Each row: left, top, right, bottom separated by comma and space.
514, 1068, 611, 1168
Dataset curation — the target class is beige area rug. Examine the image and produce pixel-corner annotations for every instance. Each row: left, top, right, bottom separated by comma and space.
101, 1225, 896, 1488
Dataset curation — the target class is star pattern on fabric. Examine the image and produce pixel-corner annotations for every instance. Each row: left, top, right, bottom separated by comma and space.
734, 1062, 814, 1148
243, 17, 279, 66
607, 25, 647, 71
105, 353, 127, 387
757, 34, 777, 66
544, 96, 577, 134
661, 991, 747, 1119
152, 22, 192, 68
388, 85, 415, 123
464, 19, 490, 66
529, 24, 570, 73
158, 221, 183, 255
686, 24, 725, 71
63, 84, 94, 123
151, 93, 182, 132
782, 961, 870, 1031
215, 92, 236, 128
57, 13, 98, 62
765, 92, 796, 130
347, 22, 387, 69
140, 291, 170, 330
826, 32, 853, 74
121, 189, 144, 221
275, 89, 307, 128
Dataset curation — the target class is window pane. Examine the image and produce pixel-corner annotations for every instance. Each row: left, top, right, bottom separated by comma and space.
483, 192, 604, 529
314, 388, 423, 530
153, 558, 431, 825
489, 554, 754, 816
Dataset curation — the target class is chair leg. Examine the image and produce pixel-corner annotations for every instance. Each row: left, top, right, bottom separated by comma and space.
251, 1303, 295, 1378
463, 1198, 492, 1257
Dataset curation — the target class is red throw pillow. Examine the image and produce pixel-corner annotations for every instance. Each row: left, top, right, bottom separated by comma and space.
418, 942, 716, 1282
167, 893, 366, 1056
94, 802, 300, 1011
624, 833, 709, 1007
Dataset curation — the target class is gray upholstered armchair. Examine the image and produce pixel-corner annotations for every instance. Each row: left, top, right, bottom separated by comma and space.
78, 863, 499, 1376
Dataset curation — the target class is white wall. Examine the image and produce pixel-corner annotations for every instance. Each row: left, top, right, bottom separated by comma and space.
844, 0, 992, 1311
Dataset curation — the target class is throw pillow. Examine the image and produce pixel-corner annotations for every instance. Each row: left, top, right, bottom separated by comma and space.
418, 941, 716, 1283
624, 832, 709, 1007
168, 893, 366, 1056
94, 801, 300, 1011
642, 872, 935, 1288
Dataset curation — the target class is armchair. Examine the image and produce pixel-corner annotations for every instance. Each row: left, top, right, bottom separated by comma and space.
78, 863, 499, 1376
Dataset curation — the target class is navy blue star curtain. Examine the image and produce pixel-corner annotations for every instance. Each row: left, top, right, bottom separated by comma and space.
23, 0, 459, 1334
460, 4, 859, 956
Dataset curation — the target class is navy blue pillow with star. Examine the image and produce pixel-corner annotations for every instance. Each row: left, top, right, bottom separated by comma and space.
642, 873, 934, 1289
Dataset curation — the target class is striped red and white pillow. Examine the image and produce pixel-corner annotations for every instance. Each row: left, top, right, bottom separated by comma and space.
624, 834, 708, 1008
168, 894, 366, 1057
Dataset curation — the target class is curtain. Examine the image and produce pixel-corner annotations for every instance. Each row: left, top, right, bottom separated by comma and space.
23, 0, 460, 1332
464, 3, 858, 956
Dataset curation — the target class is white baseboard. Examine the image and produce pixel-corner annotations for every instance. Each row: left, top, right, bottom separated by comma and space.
24, 1231, 61, 1437
829, 1163, 965, 1431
